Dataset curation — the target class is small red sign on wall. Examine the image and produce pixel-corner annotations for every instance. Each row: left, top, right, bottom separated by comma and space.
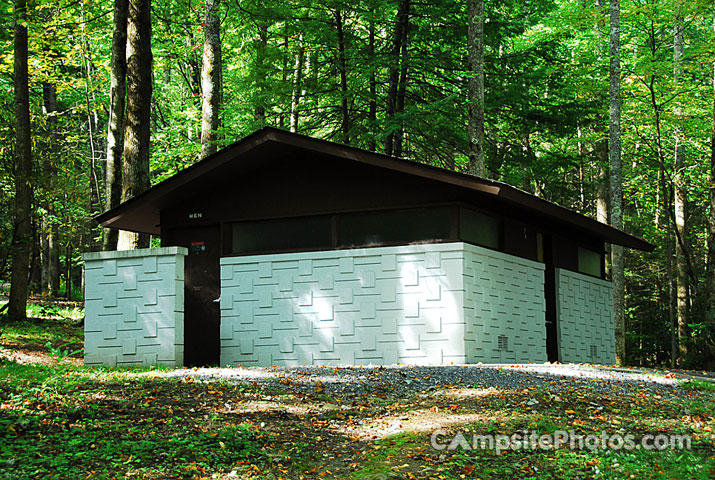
190, 241, 206, 253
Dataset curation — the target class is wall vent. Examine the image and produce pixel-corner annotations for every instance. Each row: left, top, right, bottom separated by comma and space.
497, 335, 509, 352
590, 345, 597, 359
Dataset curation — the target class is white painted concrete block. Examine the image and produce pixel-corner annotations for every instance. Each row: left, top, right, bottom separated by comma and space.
556, 269, 615, 365
83, 247, 187, 368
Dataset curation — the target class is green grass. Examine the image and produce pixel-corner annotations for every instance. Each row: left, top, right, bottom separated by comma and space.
680, 379, 715, 393
0, 302, 83, 358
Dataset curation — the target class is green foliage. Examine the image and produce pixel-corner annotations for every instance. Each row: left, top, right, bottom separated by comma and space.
2, 0, 715, 366
44, 341, 82, 362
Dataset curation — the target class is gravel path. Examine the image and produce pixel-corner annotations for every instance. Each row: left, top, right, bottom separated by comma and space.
157, 363, 705, 399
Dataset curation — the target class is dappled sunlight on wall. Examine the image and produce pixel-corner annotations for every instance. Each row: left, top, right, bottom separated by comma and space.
219, 242, 550, 367
220, 244, 470, 367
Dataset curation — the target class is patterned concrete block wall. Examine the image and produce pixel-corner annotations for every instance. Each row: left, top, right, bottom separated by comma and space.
220, 243, 468, 366
555, 268, 615, 364
83, 247, 187, 367
220, 242, 547, 367
463, 244, 547, 363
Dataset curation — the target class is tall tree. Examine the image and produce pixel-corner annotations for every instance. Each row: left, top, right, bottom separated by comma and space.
673, 4, 689, 362
708, 9, 715, 341
201, 0, 222, 158
393, 21, 409, 158
8, 0, 33, 321
117, 0, 152, 250
609, 0, 625, 365
467, 0, 485, 177
103, 0, 128, 251
289, 33, 304, 133
367, 12, 377, 151
334, 9, 350, 144
253, 22, 268, 126
40, 82, 60, 295
383, 0, 410, 156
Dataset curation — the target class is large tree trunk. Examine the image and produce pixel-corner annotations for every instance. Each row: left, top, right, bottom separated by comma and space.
117, 0, 152, 250
335, 9, 350, 144
467, 0, 486, 177
290, 34, 304, 133
383, 0, 410, 156
200, 0, 221, 158
103, 0, 128, 251
673, 6, 690, 362
609, 0, 625, 365
8, 0, 33, 321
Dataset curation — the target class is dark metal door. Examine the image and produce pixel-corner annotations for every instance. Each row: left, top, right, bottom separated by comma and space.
543, 235, 559, 362
166, 225, 221, 366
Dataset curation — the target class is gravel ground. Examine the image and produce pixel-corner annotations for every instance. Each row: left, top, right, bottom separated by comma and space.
157, 363, 707, 399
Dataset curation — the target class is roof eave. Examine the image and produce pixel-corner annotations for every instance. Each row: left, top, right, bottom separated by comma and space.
94, 127, 655, 252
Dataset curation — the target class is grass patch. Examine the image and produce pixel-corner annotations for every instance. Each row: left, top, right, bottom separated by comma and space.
680, 379, 715, 393
350, 432, 422, 478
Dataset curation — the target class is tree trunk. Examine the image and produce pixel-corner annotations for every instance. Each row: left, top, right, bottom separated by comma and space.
650, 69, 677, 368
41, 81, 60, 295
393, 31, 409, 157
467, 0, 486, 177
66, 243, 72, 300
290, 34, 304, 133
596, 142, 609, 224
29, 222, 41, 291
279, 34, 288, 129
103, 0, 128, 251
368, 15, 377, 151
577, 125, 585, 209
8, 0, 33, 322
253, 23, 268, 125
335, 9, 350, 144
81, 29, 102, 219
200, 0, 221, 159
673, 6, 690, 361
383, 0, 410, 156
609, 0, 625, 365
707, 12, 715, 345
117, 0, 152, 250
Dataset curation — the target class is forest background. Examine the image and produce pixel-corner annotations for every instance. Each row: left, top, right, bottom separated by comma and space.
2, 0, 715, 369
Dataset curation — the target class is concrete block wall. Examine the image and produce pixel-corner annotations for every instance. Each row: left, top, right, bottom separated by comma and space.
220, 243, 468, 366
463, 244, 547, 363
220, 242, 548, 367
555, 268, 615, 365
83, 247, 187, 367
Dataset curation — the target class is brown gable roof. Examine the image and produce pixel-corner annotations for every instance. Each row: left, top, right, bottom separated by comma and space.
95, 127, 654, 252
